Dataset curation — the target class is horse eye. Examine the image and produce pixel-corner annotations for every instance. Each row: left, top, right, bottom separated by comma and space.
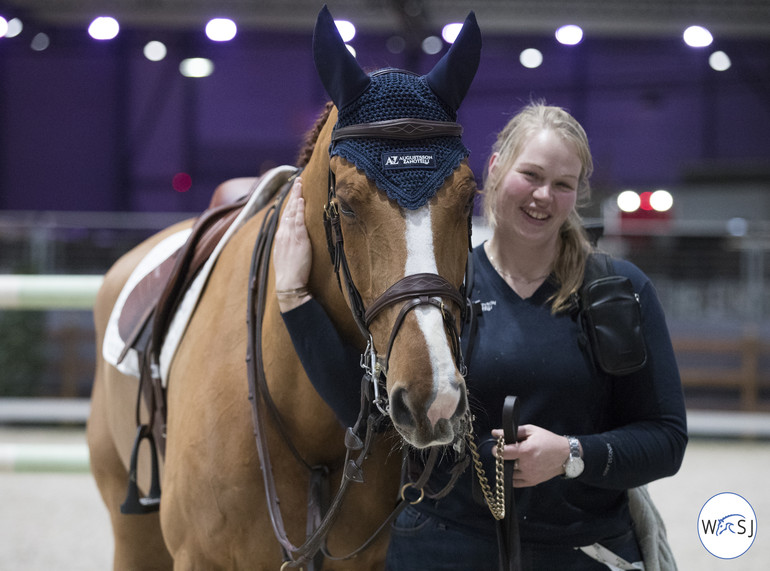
337, 199, 356, 218
465, 192, 476, 214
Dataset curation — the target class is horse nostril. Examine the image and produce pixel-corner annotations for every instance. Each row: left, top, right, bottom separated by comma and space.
455, 385, 468, 418
389, 387, 415, 428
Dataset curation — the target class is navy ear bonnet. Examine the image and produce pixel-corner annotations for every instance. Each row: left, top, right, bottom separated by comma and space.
332, 71, 468, 209
313, 6, 481, 210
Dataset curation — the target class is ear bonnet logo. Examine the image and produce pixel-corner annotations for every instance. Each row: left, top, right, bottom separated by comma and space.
698, 492, 757, 559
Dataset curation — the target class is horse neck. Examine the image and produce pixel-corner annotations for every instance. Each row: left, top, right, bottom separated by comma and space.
301, 107, 365, 350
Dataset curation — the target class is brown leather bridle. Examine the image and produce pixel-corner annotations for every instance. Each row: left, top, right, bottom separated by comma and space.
324, 117, 471, 413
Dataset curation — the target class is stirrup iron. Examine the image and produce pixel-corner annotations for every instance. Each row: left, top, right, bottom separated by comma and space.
120, 424, 162, 514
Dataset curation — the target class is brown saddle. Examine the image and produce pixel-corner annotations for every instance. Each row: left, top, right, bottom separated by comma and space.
117, 196, 248, 367
116, 176, 260, 367
117, 175, 263, 515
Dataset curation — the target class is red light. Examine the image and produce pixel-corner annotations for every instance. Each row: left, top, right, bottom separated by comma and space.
172, 172, 192, 192
639, 191, 653, 210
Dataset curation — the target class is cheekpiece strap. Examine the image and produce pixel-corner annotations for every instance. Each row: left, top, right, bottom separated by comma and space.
331, 118, 463, 142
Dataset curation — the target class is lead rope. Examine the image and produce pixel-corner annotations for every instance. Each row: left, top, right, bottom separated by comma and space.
465, 411, 506, 520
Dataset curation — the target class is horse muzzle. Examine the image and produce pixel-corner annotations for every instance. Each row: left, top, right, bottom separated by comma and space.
389, 373, 468, 448
362, 273, 469, 447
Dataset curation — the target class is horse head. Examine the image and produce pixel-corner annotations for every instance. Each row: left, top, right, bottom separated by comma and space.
309, 6, 481, 448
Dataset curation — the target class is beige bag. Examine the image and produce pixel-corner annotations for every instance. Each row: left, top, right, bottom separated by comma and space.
628, 486, 678, 571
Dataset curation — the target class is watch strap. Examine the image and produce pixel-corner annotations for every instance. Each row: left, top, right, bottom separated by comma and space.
567, 436, 581, 459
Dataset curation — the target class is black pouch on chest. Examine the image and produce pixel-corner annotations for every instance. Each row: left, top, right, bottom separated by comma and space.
578, 255, 647, 376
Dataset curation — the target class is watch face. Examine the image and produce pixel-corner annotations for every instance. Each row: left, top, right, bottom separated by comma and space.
565, 456, 584, 478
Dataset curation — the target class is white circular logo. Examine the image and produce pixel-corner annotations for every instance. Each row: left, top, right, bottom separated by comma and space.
698, 492, 757, 559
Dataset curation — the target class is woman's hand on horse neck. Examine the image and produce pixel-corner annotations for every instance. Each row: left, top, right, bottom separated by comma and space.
273, 177, 313, 312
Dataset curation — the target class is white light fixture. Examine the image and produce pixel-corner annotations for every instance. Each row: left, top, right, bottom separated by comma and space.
88, 16, 120, 40
442, 22, 463, 44
617, 190, 641, 213
422, 35, 443, 55
346, 44, 356, 58
205, 18, 237, 42
144, 41, 167, 62
683, 25, 713, 48
386, 35, 405, 54
30, 32, 50, 51
334, 19, 355, 43
555, 25, 583, 46
5, 17, 23, 38
180, 58, 214, 78
726, 217, 748, 237
709, 51, 731, 71
649, 190, 673, 212
0, 16, 8, 38
519, 48, 543, 69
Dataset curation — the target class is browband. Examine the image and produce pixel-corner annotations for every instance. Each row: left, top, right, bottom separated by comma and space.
331, 118, 463, 142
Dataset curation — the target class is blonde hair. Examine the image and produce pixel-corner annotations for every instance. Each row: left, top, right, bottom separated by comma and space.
482, 102, 595, 313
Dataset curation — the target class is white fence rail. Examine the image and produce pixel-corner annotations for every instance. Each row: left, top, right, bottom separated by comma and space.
0, 275, 103, 310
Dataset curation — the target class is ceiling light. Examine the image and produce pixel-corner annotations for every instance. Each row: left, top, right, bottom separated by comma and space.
683, 25, 713, 48
335, 20, 355, 43
442, 22, 463, 44
709, 51, 731, 71
89, 16, 119, 41
180, 58, 214, 78
144, 41, 167, 62
205, 18, 237, 42
422, 35, 443, 55
30, 32, 50, 51
555, 25, 583, 46
6, 17, 23, 38
386, 35, 405, 54
520, 48, 543, 69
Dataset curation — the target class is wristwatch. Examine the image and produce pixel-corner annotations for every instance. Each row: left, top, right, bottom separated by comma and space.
563, 436, 584, 479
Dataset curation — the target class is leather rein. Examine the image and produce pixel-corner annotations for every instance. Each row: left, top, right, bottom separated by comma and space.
246, 118, 472, 569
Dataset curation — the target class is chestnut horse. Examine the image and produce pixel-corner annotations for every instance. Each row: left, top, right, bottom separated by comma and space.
88, 7, 480, 569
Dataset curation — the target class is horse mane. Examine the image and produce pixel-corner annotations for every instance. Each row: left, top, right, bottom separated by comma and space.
296, 101, 335, 168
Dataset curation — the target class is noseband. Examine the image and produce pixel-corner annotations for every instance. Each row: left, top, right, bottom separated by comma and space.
324, 117, 471, 413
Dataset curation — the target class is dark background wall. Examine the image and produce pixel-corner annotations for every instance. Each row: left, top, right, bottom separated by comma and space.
2, 16, 770, 401
1, 25, 769, 215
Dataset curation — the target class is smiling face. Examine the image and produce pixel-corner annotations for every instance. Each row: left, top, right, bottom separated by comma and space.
489, 129, 580, 250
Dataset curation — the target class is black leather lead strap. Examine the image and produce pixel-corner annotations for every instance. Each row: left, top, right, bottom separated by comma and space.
497, 396, 522, 571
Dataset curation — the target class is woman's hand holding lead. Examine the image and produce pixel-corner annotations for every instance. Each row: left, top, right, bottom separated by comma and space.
492, 424, 573, 488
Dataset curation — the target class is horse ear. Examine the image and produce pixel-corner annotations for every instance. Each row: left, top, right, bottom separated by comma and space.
425, 12, 482, 111
313, 5, 371, 110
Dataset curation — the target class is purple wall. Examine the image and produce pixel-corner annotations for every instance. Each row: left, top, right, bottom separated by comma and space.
1, 27, 769, 213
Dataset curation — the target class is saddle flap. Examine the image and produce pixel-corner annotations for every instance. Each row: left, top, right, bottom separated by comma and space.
116, 251, 180, 362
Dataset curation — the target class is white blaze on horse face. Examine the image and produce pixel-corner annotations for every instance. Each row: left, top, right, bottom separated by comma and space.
404, 208, 462, 428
